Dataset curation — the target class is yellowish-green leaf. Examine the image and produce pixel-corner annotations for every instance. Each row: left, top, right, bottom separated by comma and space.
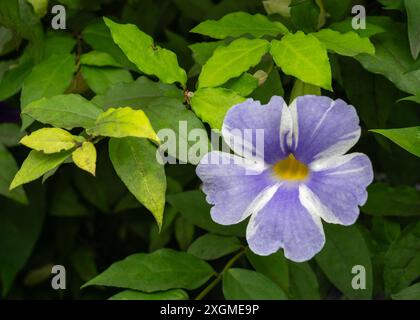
87, 107, 159, 142
312, 29, 375, 57
20, 128, 78, 154
190, 12, 288, 39
104, 17, 187, 86
190, 88, 246, 130
270, 31, 332, 90
27, 0, 48, 17
72, 142, 97, 176
80, 51, 122, 67
10, 150, 72, 190
199, 38, 270, 88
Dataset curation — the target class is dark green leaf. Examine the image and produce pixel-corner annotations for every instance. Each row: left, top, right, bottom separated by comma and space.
223, 268, 287, 300
246, 248, 289, 293
167, 190, 247, 237
315, 224, 373, 299
0, 144, 27, 204
0, 186, 45, 296
188, 234, 241, 260
288, 261, 320, 300
363, 183, 420, 216
384, 222, 420, 294
83, 249, 215, 292
109, 289, 188, 300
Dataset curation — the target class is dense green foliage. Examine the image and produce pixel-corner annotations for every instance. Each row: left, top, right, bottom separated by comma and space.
0, 0, 419, 300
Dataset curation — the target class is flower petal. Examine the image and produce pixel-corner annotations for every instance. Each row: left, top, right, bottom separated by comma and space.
246, 187, 325, 262
301, 153, 373, 225
290, 95, 361, 164
196, 151, 278, 225
222, 96, 292, 164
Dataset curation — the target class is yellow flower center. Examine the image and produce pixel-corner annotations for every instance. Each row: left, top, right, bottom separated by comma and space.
273, 154, 309, 181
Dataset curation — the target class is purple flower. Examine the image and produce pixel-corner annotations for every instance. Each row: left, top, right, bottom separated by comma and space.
196, 95, 373, 262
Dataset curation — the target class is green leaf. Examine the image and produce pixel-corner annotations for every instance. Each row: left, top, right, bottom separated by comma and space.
0, 186, 45, 296
49, 183, 89, 218
81, 66, 133, 94
363, 183, 420, 216
44, 32, 76, 58
0, 0, 44, 61
10, 150, 72, 190
190, 88, 246, 129
330, 19, 386, 38
23, 94, 102, 130
315, 224, 373, 299
405, 0, 420, 59
340, 58, 396, 129
223, 73, 259, 96
72, 142, 97, 176
198, 38, 269, 88
20, 53, 76, 128
188, 234, 241, 260
290, 79, 321, 102
384, 222, 420, 294
290, 0, 320, 33
87, 107, 158, 141
167, 190, 247, 237
92, 76, 183, 109
270, 31, 332, 90
104, 17, 187, 86
80, 51, 122, 67
251, 66, 284, 104
371, 127, 420, 157
109, 289, 189, 300
174, 216, 195, 251
83, 249, 215, 292
372, 217, 401, 245
189, 41, 225, 66
190, 11, 288, 39
391, 283, 420, 300
0, 144, 27, 204
0, 27, 18, 56
288, 261, 320, 300
399, 95, 420, 104
223, 268, 288, 300
20, 128, 78, 154
109, 137, 166, 229
312, 29, 375, 57
142, 98, 208, 164
0, 123, 25, 147
27, 0, 48, 17
82, 20, 135, 69
378, 0, 404, 10
70, 245, 98, 282
355, 25, 420, 96
246, 248, 289, 293
0, 58, 33, 101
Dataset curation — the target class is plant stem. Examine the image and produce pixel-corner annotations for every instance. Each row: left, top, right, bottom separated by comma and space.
194, 249, 246, 300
